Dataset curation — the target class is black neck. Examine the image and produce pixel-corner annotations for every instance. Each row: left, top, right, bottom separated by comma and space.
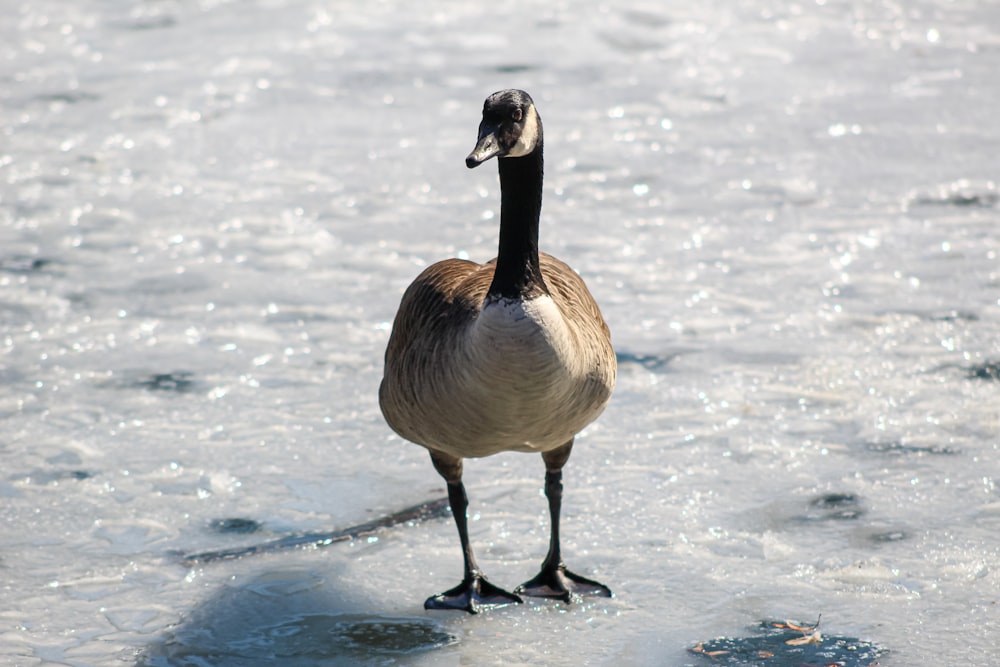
487, 144, 547, 300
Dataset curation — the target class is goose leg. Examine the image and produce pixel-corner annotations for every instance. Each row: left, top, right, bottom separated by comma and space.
516, 441, 612, 602
424, 451, 523, 614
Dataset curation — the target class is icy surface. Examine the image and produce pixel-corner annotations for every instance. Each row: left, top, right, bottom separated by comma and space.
2, 0, 998, 665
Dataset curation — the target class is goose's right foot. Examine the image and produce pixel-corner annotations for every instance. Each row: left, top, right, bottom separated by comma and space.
424, 573, 523, 614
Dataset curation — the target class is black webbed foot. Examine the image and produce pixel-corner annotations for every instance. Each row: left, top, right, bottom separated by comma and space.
516, 562, 612, 603
424, 573, 523, 614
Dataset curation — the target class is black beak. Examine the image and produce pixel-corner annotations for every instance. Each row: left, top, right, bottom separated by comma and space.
466, 123, 501, 168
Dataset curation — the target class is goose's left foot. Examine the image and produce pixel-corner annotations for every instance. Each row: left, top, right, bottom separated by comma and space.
425, 572, 523, 614
516, 563, 612, 603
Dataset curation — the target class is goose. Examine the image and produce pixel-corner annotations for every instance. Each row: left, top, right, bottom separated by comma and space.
379, 89, 616, 614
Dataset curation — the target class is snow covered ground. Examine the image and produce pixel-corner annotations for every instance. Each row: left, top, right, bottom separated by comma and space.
2, 0, 998, 664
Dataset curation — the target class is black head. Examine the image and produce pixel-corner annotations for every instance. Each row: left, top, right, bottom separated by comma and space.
466, 89, 542, 168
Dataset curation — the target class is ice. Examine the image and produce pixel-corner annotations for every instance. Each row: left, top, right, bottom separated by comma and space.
2, 0, 998, 665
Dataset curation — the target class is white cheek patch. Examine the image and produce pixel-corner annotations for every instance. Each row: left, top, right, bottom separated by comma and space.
505, 104, 539, 158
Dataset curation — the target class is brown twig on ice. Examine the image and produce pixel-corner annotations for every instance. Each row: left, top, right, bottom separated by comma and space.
771, 614, 822, 633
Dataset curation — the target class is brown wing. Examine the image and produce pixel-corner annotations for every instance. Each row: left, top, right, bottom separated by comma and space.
380, 258, 495, 442
538, 252, 613, 342
382, 258, 492, 365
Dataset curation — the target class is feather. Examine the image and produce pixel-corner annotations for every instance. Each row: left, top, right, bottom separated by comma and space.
380, 252, 615, 459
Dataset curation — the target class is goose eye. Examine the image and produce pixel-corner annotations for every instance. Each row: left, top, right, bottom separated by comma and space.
512, 108, 523, 122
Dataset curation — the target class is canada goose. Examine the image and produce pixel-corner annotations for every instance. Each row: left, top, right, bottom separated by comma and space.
379, 89, 615, 614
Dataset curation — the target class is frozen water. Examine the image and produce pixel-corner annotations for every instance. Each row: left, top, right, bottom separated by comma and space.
2, 0, 998, 665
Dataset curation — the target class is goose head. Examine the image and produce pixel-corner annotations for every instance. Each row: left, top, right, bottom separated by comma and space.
466, 89, 542, 168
